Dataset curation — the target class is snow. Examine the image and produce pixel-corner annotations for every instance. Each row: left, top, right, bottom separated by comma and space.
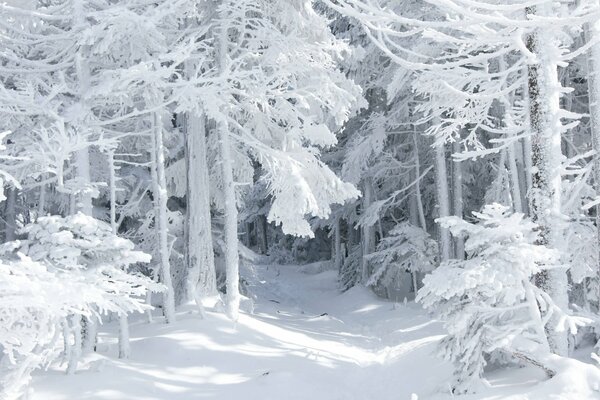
30, 263, 600, 400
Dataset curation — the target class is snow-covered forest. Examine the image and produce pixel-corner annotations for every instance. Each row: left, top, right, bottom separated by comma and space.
3, 0, 600, 399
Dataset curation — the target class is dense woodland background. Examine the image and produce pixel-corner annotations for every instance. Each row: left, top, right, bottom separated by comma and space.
3, 0, 600, 398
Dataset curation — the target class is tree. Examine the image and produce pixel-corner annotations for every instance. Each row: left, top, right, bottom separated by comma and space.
322, 0, 600, 355
187, 0, 364, 319
0, 213, 161, 398
365, 221, 436, 295
417, 204, 584, 393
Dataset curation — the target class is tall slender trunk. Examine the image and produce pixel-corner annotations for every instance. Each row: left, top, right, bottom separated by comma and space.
334, 217, 342, 272
258, 215, 268, 254
219, 120, 240, 321
361, 178, 375, 283
522, 88, 534, 216
434, 136, 452, 262
526, 5, 569, 356
107, 150, 130, 358
408, 192, 421, 293
507, 139, 524, 214
216, 4, 241, 321
75, 149, 93, 215
185, 109, 217, 310
76, 147, 98, 354
4, 187, 16, 241
452, 141, 464, 260
499, 57, 524, 214
73, 0, 98, 354
245, 222, 253, 247
38, 175, 46, 217
413, 131, 427, 231
151, 112, 176, 324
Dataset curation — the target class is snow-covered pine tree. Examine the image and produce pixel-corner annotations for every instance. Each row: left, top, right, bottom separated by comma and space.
365, 221, 436, 296
417, 204, 584, 393
0, 213, 161, 397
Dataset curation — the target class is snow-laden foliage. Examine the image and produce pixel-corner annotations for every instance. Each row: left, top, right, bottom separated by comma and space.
0, 213, 161, 398
4, 0, 600, 397
417, 204, 586, 393
190, 0, 364, 238
342, 113, 387, 185
365, 222, 436, 290
339, 245, 362, 292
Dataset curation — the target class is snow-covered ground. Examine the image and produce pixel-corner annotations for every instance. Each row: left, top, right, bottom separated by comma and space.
31, 263, 600, 400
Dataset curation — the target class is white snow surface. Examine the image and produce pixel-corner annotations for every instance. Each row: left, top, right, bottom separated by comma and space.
30, 263, 600, 400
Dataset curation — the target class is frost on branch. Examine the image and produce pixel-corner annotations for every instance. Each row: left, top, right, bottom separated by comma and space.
417, 204, 586, 394
264, 149, 360, 238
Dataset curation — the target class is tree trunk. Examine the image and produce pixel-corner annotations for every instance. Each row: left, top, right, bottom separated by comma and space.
38, 175, 46, 217
73, 0, 97, 349
66, 315, 81, 375
452, 141, 464, 260
526, 5, 569, 356
361, 178, 376, 283
522, 90, 534, 216
185, 108, 218, 311
216, 3, 241, 321
218, 120, 240, 321
107, 150, 131, 359
258, 215, 268, 254
434, 136, 452, 262
4, 187, 16, 241
151, 112, 176, 324
75, 147, 99, 354
413, 130, 427, 231
499, 57, 525, 214
507, 139, 524, 214
334, 217, 342, 272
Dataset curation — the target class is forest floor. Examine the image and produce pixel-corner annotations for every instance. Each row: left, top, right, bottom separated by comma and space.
31, 262, 600, 400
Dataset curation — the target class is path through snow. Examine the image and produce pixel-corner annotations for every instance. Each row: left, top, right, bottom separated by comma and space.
30, 264, 600, 400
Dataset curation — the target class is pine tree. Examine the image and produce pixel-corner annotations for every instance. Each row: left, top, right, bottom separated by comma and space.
418, 204, 587, 393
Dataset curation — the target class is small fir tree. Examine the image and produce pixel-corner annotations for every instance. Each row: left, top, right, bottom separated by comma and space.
417, 204, 583, 393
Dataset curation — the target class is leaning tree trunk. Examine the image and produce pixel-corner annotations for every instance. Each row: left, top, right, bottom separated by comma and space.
525, 5, 569, 356
185, 108, 218, 312
151, 112, 176, 324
